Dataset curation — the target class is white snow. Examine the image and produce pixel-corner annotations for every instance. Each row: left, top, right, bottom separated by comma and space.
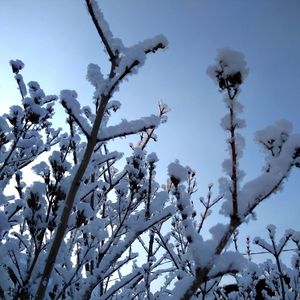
0, 212, 9, 233
15, 74, 27, 97
60, 89, 92, 136
207, 48, 249, 85
168, 160, 188, 184
86, 63, 104, 88
147, 152, 159, 163
88, 0, 124, 53
98, 115, 160, 141
255, 119, 293, 157
9, 59, 24, 73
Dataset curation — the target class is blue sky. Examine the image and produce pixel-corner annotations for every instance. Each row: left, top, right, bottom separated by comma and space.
1, 0, 299, 255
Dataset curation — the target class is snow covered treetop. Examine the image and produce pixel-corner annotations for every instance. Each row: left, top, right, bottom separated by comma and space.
207, 48, 249, 90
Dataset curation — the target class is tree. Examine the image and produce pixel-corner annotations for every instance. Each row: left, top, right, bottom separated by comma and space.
0, 1, 299, 299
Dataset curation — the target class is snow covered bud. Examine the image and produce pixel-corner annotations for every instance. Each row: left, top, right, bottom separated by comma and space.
75, 210, 87, 228
49, 151, 71, 181
207, 48, 248, 90
60, 90, 78, 105
291, 230, 300, 244
0, 212, 9, 236
293, 147, 300, 168
266, 224, 276, 239
147, 152, 158, 173
126, 148, 147, 192
25, 182, 45, 212
284, 229, 293, 240
253, 237, 260, 245
255, 119, 293, 157
28, 81, 45, 103
168, 160, 188, 187
158, 101, 170, 124
9, 59, 24, 74
0, 116, 10, 146
86, 63, 104, 88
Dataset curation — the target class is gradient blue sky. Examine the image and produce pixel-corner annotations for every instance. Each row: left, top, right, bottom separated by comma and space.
1, 0, 299, 255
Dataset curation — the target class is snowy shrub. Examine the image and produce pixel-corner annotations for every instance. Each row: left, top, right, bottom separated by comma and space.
0, 1, 300, 300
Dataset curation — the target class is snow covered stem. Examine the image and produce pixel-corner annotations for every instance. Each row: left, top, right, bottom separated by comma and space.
85, 0, 116, 67
35, 2, 166, 299
35, 93, 110, 299
226, 85, 239, 223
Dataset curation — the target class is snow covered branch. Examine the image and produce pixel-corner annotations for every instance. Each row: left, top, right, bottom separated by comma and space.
1, 4, 299, 300
34, 2, 168, 299
97, 115, 160, 142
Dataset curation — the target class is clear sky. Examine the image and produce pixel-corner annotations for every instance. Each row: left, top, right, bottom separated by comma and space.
1, 0, 299, 257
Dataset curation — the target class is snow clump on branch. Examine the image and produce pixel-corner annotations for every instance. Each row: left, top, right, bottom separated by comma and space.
9, 59, 24, 74
207, 48, 249, 89
168, 160, 188, 186
255, 119, 293, 157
